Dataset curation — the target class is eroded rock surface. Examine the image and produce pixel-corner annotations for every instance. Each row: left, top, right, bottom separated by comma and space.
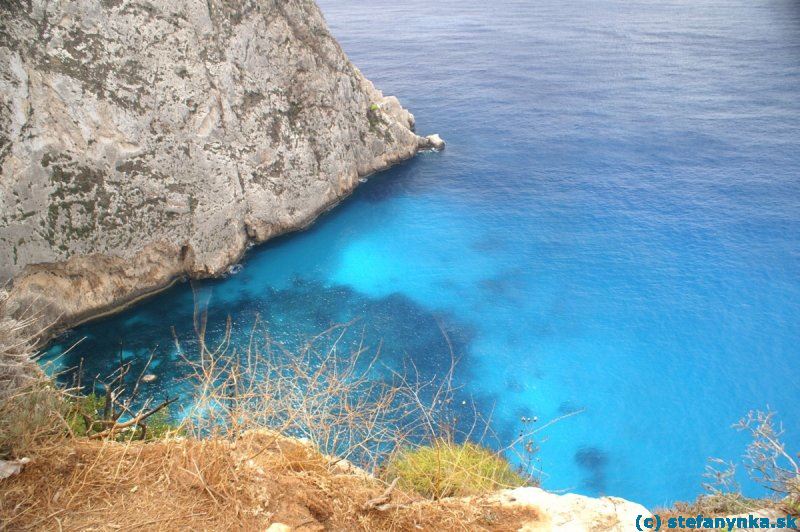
493, 487, 652, 531
0, 0, 433, 328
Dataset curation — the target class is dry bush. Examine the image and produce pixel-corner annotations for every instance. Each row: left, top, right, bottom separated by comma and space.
0, 287, 38, 399
178, 314, 451, 472
0, 426, 537, 531
0, 287, 70, 459
1, 334, 177, 458
0, 286, 45, 399
689, 457, 760, 515
67, 351, 179, 441
0, 378, 71, 460
661, 409, 800, 519
176, 311, 557, 491
0, 307, 555, 530
659, 492, 762, 519
698, 410, 799, 514
735, 409, 800, 502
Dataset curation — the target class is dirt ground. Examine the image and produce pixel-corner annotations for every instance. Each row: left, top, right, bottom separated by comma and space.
0, 431, 538, 531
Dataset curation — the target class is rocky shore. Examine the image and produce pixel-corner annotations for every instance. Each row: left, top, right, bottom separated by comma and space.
0, 0, 442, 332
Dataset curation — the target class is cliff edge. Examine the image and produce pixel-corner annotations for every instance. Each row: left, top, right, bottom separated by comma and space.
0, 0, 440, 329
0, 430, 651, 531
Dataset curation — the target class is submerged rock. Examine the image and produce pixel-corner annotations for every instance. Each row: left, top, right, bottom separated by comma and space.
0, 0, 440, 329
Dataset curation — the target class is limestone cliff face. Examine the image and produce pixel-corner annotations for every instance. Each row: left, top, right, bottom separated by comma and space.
0, 0, 437, 328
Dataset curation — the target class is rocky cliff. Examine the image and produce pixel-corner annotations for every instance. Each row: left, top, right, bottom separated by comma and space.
0, 0, 440, 329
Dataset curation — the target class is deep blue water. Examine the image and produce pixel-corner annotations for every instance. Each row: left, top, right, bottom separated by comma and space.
44, 0, 800, 507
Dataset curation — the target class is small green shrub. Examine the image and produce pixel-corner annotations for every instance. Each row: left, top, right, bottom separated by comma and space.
366, 104, 385, 131
142, 407, 177, 440
65, 392, 104, 436
385, 440, 528, 499
65, 393, 180, 441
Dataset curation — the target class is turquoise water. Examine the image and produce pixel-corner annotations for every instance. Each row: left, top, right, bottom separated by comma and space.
45, 0, 800, 506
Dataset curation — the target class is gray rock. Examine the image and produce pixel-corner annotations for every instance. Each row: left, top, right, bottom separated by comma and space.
0, 0, 439, 329
423, 133, 446, 151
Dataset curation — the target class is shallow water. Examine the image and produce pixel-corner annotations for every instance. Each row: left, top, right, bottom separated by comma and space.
45, 0, 800, 506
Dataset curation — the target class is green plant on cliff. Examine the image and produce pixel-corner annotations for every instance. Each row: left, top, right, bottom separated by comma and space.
367, 104, 384, 131
787, 498, 800, 517
65, 392, 179, 441
385, 440, 528, 499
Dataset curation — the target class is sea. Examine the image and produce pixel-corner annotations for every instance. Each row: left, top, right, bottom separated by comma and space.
44, 0, 800, 507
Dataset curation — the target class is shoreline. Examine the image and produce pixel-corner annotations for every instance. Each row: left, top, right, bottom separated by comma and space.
34, 146, 440, 345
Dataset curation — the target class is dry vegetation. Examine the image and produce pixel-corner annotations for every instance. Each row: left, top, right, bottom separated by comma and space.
655, 409, 800, 527
0, 431, 537, 531
0, 310, 544, 530
0, 287, 67, 459
0, 287, 44, 400
172, 312, 552, 493
4, 297, 796, 531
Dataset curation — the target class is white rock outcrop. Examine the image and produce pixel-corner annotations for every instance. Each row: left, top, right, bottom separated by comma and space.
493, 487, 652, 531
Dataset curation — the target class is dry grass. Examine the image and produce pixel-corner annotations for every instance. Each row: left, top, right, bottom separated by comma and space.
0, 286, 72, 460
654, 493, 770, 520
176, 312, 548, 486
655, 409, 800, 525
0, 310, 546, 530
178, 315, 442, 471
0, 430, 538, 531
0, 286, 46, 401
